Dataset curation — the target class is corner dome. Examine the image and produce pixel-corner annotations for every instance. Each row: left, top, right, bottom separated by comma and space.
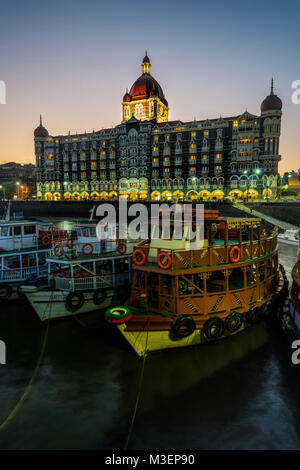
34, 115, 48, 138
123, 90, 131, 102
261, 79, 282, 113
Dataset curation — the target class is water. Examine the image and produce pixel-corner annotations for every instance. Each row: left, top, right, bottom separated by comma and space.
0, 242, 299, 450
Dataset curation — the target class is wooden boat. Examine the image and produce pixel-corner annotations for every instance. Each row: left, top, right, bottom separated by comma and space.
24, 223, 135, 321
0, 203, 67, 301
105, 209, 280, 356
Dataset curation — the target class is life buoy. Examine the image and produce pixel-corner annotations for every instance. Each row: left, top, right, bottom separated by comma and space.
171, 316, 196, 339
41, 235, 51, 246
203, 317, 225, 340
117, 241, 127, 255
65, 291, 85, 312
93, 288, 107, 306
225, 312, 243, 333
157, 252, 172, 270
133, 249, 147, 266
229, 245, 240, 263
0, 283, 13, 300
105, 306, 133, 324
54, 243, 64, 257
81, 243, 94, 256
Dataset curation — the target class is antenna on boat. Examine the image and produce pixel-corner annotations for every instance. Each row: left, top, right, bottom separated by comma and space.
5, 201, 10, 222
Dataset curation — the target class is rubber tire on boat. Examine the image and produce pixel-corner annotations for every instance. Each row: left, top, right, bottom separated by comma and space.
93, 288, 107, 306
171, 316, 196, 339
203, 317, 225, 340
105, 306, 132, 324
225, 312, 243, 333
65, 291, 85, 312
0, 284, 13, 300
246, 306, 260, 324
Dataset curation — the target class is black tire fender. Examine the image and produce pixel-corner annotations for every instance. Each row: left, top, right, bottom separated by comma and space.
171, 315, 196, 339
225, 312, 243, 333
65, 291, 85, 312
93, 288, 107, 306
203, 317, 225, 340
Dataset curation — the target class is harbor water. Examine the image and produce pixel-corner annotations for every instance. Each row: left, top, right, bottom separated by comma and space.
0, 241, 299, 450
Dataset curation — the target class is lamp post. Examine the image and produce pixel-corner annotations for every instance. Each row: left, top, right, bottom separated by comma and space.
16, 181, 20, 199
243, 170, 248, 203
0, 185, 5, 201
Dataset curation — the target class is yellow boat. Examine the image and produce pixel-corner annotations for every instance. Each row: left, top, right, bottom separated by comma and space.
106, 209, 280, 356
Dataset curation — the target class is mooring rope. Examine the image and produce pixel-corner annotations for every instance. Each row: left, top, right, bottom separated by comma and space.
124, 320, 149, 450
0, 289, 53, 432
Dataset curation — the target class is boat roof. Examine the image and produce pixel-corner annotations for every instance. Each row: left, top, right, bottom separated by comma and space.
47, 252, 130, 264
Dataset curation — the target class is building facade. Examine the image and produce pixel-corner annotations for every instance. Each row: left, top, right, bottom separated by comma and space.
35, 55, 282, 201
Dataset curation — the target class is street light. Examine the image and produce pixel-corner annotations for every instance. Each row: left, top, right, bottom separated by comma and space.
0, 185, 5, 200
16, 181, 20, 199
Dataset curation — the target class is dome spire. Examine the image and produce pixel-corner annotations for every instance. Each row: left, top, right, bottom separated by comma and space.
271, 77, 274, 95
141, 52, 151, 74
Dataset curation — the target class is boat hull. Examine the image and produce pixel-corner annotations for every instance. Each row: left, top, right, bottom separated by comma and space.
25, 287, 117, 321
117, 321, 248, 356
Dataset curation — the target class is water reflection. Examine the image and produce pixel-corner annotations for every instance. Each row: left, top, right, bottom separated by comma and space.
0, 238, 299, 449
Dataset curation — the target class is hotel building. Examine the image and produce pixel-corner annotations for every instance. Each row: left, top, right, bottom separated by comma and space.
34, 54, 282, 201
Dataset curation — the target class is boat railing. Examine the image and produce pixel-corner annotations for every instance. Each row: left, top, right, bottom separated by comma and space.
0, 265, 48, 282
133, 230, 278, 270
49, 271, 130, 292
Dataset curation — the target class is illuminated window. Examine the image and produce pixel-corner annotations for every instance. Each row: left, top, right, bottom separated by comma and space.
204, 131, 209, 136
233, 121, 238, 128
191, 132, 196, 137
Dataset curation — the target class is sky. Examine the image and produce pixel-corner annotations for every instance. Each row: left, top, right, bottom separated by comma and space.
0, 0, 299, 173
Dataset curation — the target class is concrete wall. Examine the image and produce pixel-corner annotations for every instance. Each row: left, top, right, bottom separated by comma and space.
252, 202, 300, 227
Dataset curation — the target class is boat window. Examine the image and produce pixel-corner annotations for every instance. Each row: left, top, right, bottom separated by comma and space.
259, 262, 265, 281
38, 252, 47, 265
193, 274, 204, 293
246, 264, 257, 286
229, 268, 245, 290
207, 271, 226, 293
0, 226, 9, 236
135, 272, 146, 289
266, 259, 272, 277
13, 226, 21, 236
178, 276, 194, 295
4, 256, 20, 268
160, 275, 174, 295
115, 258, 128, 272
24, 225, 36, 235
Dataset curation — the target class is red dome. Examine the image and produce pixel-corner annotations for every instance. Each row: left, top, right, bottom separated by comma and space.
123, 91, 131, 102
129, 74, 167, 105
261, 94, 282, 113
34, 125, 48, 138
261, 80, 282, 113
34, 116, 49, 138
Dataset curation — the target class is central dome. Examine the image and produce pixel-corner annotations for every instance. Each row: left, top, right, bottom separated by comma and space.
129, 75, 168, 106
126, 53, 168, 107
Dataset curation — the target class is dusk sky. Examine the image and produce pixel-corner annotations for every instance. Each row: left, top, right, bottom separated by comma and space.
0, 0, 299, 173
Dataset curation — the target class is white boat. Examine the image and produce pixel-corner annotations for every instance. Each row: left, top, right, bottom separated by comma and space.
0, 203, 65, 301
278, 229, 300, 246
24, 223, 135, 321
